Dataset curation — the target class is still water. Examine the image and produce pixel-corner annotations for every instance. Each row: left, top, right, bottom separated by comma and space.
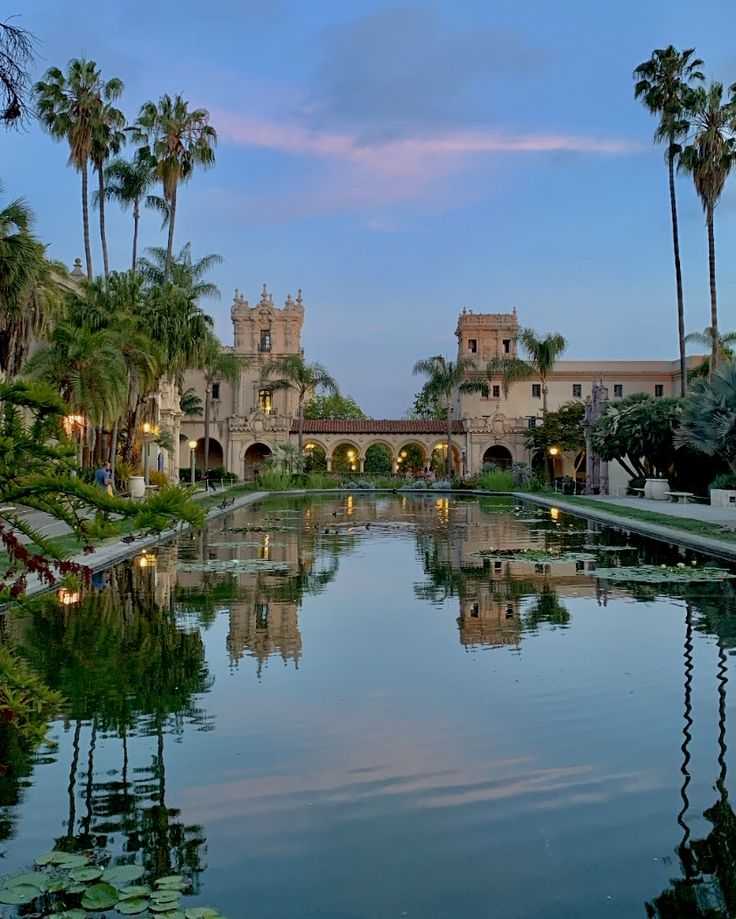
3, 494, 736, 918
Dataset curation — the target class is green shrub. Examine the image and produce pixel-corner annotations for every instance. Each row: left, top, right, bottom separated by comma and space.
477, 469, 515, 491
257, 469, 295, 490
304, 472, 336, 489
710, 472, 736, 490
511, 461, 533, 487
209, 465, 239, 484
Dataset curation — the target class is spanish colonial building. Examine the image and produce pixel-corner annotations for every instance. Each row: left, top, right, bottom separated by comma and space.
176, 287, 697, 491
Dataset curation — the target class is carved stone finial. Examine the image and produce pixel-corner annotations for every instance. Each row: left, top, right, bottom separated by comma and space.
296, 288, 303, 306
512, 306, 517, 316
234, 288, 239, 300
71, 257, 84, 276
285, 293, 294, 308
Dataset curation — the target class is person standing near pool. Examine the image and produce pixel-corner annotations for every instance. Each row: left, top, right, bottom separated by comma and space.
94, 462, 113, 496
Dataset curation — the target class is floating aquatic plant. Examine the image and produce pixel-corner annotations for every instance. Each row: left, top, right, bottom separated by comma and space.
0, 850, 227, 917
593, 564, 735, 583
582, 544, 637, 552
472, 548, 596, 564
177, 559, 290, 573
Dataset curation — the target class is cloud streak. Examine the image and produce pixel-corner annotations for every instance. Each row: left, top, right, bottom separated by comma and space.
214, 109, 637, 177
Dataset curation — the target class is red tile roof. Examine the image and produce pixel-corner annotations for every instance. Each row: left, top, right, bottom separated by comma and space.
292, 419, 465, 434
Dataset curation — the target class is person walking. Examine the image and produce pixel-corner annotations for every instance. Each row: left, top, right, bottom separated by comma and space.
204, 468, 216, 493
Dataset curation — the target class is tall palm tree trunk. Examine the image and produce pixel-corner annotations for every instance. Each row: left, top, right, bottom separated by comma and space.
97, 167, 110, 278
542, 381, 548, 419
131, 199, 140, 273
163, 183, 177, 284
445, 391, 453, 477
668, 151, 687, 396
109, 419, 118, 486
706, 204, 719, 380
203, 383, 211, 473
297, 397, 304, 456
81, 164, 93, 280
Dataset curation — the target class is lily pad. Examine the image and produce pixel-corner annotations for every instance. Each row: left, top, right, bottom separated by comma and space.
185, 909, 221, 919
116, 897, 150, 914
81, 881, 120, 910
36, 851, 89, 868
155, 875, 186, 889
5, 871, 48, 888
0, 883, 42, 904
50, 911, 87, 919
177, 559, 290, 573
120, 885, 152, 898
103, 865, 145, 886
69, 866, 104, 882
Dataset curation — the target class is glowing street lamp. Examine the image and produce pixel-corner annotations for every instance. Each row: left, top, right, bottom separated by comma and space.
188, 439, 198, 485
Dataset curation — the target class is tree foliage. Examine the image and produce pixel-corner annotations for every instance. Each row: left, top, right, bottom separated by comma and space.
523, 401, 585, 454
591, 392, 682, 479
0, 19, 36, 126
677, 360, 736, 472
304, 392, 365, 419
406, 382, 447, 419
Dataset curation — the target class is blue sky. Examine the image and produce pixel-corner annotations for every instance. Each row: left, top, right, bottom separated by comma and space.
4, 0, 736, 415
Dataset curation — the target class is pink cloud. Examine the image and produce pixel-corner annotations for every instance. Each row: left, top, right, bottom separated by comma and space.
213, 108, 637, 177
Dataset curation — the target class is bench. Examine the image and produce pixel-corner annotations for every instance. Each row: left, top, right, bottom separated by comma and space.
630, 487, 646, 498
666, 491, 694, 504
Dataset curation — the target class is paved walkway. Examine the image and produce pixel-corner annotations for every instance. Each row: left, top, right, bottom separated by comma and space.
518, 492, 736, 562
583, 494, 736, 526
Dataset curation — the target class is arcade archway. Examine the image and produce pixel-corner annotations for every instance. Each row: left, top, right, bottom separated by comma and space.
482, 444, 513, 470
244, 442, 272, 480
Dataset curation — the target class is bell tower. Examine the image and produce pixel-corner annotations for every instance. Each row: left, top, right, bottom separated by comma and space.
230, 285, 305, 417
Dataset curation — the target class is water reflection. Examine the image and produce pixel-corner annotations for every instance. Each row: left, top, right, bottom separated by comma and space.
3, 495, 736, 917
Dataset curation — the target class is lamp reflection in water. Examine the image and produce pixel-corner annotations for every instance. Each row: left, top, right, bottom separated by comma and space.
56, 587, 81, 606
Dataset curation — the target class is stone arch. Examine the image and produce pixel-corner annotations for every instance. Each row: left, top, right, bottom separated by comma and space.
364, 440, 394, 475
195, 437, 224, 471
396, 442, 426, 474
303, 438, 328, 472
482, 443, 513, 470
331, 441, 361, 474
243, 441, 272, 480
430, 440, 463, 476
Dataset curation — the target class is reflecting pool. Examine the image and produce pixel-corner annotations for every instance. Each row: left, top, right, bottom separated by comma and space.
3, 494, 736, 918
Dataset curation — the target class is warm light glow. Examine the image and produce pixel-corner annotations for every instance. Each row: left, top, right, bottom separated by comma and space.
142, 421, 152, 435
62, 414, 86, 437
188, 439, 198, 450
550, 507, 560, 521
548, 446, 559, 456
346, 495, 354, 515
400, 450, 407, 458
305, 443, 315, 451
137, 555, 148, 568
57, 587, 80, 606
347, 449, 355, 459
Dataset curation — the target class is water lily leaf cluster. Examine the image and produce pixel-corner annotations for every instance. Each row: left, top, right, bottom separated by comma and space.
473, 548, 597, 564
593, 564, 736, 582
0, 851, 226, 917
177, 558, 290, 573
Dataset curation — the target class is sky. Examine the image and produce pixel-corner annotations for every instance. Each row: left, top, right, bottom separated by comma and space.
4, 0, 736, 416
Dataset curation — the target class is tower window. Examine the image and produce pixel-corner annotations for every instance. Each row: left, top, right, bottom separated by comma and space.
613, 384, 623, 398
492, 384, 500, 398
211, 382, 220, 400
532, 384, 541, 398
503, 339, 511, 353
528, 417, 537, 429
655, 384, 664, 397
258, 389, 272, 415
572, 384, 582, 398
468, 339, 477, 353
259, 329, 272, 352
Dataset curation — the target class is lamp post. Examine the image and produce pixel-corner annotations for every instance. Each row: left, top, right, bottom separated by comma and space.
142, 421, 151, 486
548, 445, 560, 489
188, 439, 198, 485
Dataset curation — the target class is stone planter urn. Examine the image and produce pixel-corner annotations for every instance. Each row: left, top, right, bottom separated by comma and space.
128, 475, 145, 499
645, 477, 669, 500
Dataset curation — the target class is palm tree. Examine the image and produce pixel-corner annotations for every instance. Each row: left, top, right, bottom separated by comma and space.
412, 355, 487, 476
0, 188, 63, 379
685, 325, 736, 380
677, 359, 736, 473
90, 84, 125, 277
132, 94, 217, 282
95, 153, 164, 271
137, 243, 221, 301
201, 334, 243, 473
634, 47, 704, 397
486, 353, 531, 398
679, 83, 736, 379
179, 387, 203, 417
261, 355, 339, 455
35, 59, 122, 280
518, 329, 567, 418
24, 321, 128, 462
